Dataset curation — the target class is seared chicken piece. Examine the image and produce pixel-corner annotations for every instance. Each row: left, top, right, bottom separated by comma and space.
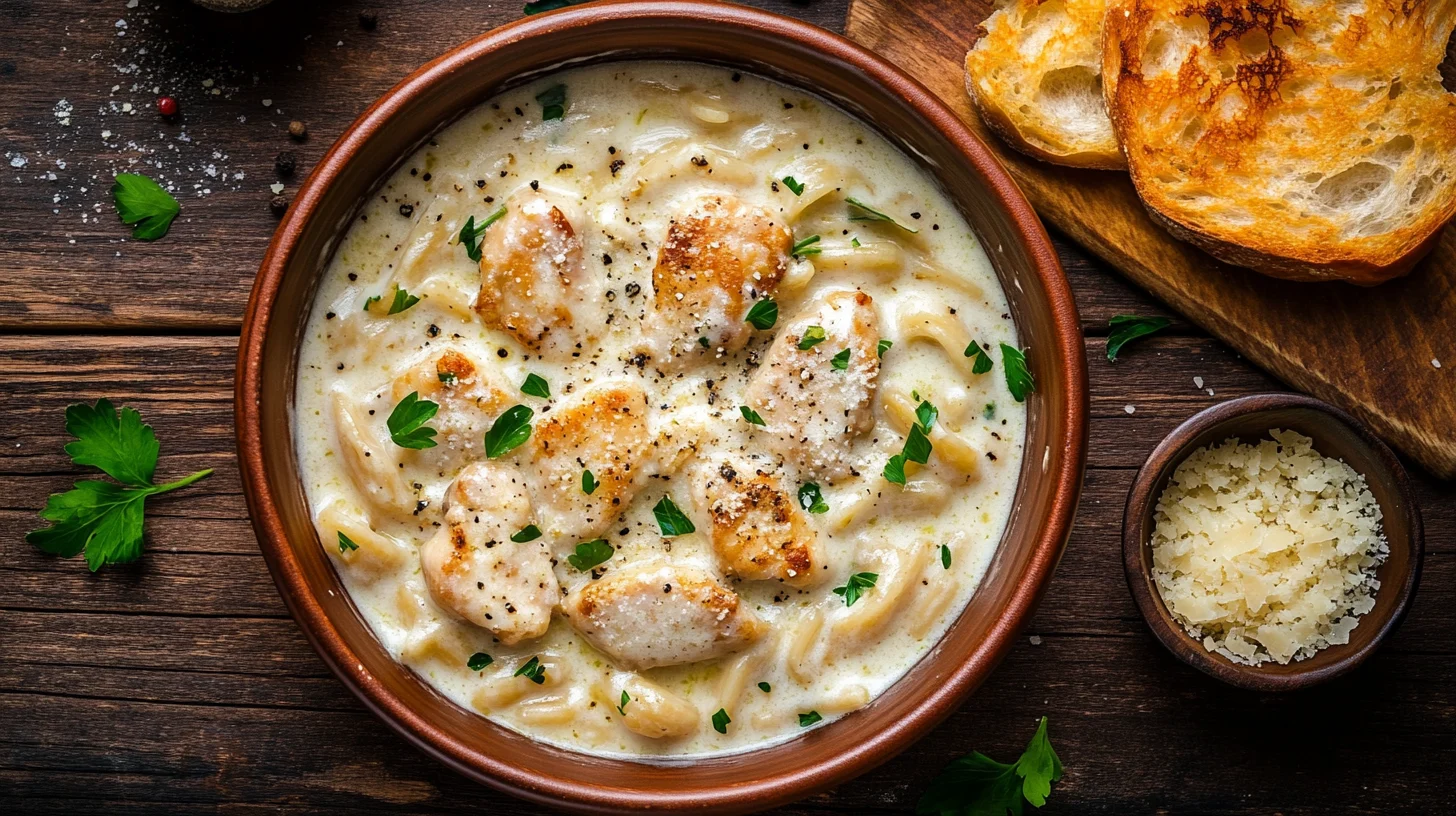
744, 289, 881, 481
475, 192, 595, 356
419, 461, 558, 646
691, 453, 822, 587
561, 562, 766, 670
650, 194, 792, 362
390, 349, 511, 459
526, 381, 652, 544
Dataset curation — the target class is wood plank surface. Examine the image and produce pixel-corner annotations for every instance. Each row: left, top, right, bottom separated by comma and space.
2, 1, 1454, 814
844, 0, 1456, 479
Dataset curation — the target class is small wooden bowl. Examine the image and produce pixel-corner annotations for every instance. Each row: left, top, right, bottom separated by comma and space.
1123, 393, 1423, 691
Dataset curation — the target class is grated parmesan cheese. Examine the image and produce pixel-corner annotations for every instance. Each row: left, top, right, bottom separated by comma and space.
1149, 430, 1387, 666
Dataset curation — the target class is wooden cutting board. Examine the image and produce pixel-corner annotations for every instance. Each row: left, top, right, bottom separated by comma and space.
846, 0, 1456, 479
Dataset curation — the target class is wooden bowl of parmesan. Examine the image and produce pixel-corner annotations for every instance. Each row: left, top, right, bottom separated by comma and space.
1123, 393, 1423, 691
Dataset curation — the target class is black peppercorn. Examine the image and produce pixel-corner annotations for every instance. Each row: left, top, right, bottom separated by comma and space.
274, 151, 297, 176
358, 9, 378, 30
398, 203, 414, 217
269, 194, 289, 216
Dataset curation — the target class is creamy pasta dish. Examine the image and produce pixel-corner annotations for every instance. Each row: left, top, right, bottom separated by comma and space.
294, 62, 1026, 758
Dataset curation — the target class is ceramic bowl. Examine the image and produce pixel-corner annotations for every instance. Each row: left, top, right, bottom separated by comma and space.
1123, 393, 1423, 692
236, 2, 1088, 811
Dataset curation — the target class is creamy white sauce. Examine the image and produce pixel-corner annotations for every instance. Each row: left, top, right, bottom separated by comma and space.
294, 62, 1025, 759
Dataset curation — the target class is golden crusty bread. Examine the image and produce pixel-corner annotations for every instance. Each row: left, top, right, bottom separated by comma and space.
1102, 0, 1456, 284
965, 0, 1125, 170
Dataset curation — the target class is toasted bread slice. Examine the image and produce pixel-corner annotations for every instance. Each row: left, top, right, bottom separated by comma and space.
965, 0, 1125, 170
1103, 0, 1456, 284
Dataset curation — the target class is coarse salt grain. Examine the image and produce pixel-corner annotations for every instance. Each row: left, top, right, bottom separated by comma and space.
1149, 430, 1386, 666
1124, 404, 1136, 414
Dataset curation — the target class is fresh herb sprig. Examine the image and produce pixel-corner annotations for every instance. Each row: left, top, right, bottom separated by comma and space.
791, 234, 822, 258
1106, 315, 1170, 362
514, 656, 547, 684
387, 392, 440, 449
537, 84, 567, 121
798, 482, 828, 514
26, 399, 213, 571
459, 205, 508, 262
745, 298, 778, 330
832, 572, 878, 607
112, 173, 180, 240
567, 539, 613, 571
484, 405, 533, 458
884, 399, 938, 485
520, 372, 550, 399
917, 717, 1062, 816
1001, 344, 1036, 402
798, 326, 827, 351
846, 196, 919, 234
965, 341, 994, 375
653, 495, 696, 536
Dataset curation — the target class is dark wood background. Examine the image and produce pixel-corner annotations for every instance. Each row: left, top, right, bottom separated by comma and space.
1, 1, 1452, 813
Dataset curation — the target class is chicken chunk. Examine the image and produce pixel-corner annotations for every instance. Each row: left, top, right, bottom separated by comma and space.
525, 381, 652, 545
419, 461, 558, 646
691, 453, 822, 587
390, 349, 511, 460
650, 194, 791, 362
744, 289, 881, 481
561, 562, 766, 670
475, 192, 596, 356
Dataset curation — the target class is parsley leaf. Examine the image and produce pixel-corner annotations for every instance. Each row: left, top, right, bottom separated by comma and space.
467, 652, 494, 671
536, 84, 567, 121
883, 453, 907, 485
791, 234, 822, 257
567, 539, 613, 571
1106, 315, 1170, 362
513, 656, 547, 684
740, 405, 766, 426
964, 341, 994, 375
798, 482, 829, 514
653, 495, 696, 536
745, 298, 779, 330
387, 392, 439, 449
830, 348, 851, 370
581, 469, 599, 495
832, 572, 878, 607
712, 708, 731, 734
781, 175, 805, 196
523, 0, 589, 13
758, 682, 772, 693
484, 405, 533, 458
877, 339, 893, 358
903, 423, 933, 465
798, 326, 827, 351
386, 285, 420, 315
799, 711, 823, 727
458, 205, 508, 262
438, 371, 457, 385
510, 524, 542, 543
1000, 344, 1036, 402
915, 400, 939, 433
520, 372, 550, 399
846, 196, 920, 233
617, 690, 631, 716
941, 544, 952, 569
26, 399, 213, 571
362, 294, 381, 312
338, 532, 359, 553
111, 173, 180, 240
917, 717, 1062, 816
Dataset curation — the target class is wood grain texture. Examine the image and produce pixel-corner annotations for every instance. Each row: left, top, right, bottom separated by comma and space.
844, 0, 1456, 479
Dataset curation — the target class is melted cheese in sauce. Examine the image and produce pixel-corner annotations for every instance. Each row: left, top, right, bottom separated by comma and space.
294, 62, 1025, 758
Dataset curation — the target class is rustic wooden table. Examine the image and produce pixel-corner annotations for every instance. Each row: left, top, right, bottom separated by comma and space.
2, 1, 1452, 813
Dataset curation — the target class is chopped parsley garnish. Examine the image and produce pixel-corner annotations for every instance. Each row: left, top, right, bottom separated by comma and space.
984, 402, 997, 420
833, 572, 878, 607
513, 656, 547, 684
510, 524, 542, 543
851, 236, 862, 248
25, 399, 213, 571
798, 711, 823, 727
1000, 344, 1036, 402
386, 285, 420, 315
617, 690, 631, 716
846, 196, 919, 233
791, 234, 822, 257
915, 400, 939, 433
711, 708, 731, 734
362, 294, 381, 311
459, 205, 508, 262
111, 172, 180, 240
338, 532, 359, 553
1106, 314, 1171, 362
483, 405, 533, 458
798, 482, 829, 514
883, 454, 907, 485
438, 371, 457, 385
653, 495, 696, 536
830, 348, 851, 370
877, 338, 893, 358
941, 544, 952, 569
917, 716, 1062, 816
536, 84, 567, 121
798, 325, 827, 351
698, 336, 711, 348
467, 652, 494, 671
567, 539, 613, 571
523, 0, 589, 13
781, 175, 805, 196
903, 423, 933, 465
520, 372, 550, 399
745, 298, 779, 330
581, 469, 599, 495
884, 400, 937, 485
758, 682, 772, 693
964, 340, 994, 375
387, 391, 440, 449
740, 405, 766, 426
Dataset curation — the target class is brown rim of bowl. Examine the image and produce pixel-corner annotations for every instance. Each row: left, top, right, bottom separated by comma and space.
1122, 393, 1424, 692
236, 1, 1087, 811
